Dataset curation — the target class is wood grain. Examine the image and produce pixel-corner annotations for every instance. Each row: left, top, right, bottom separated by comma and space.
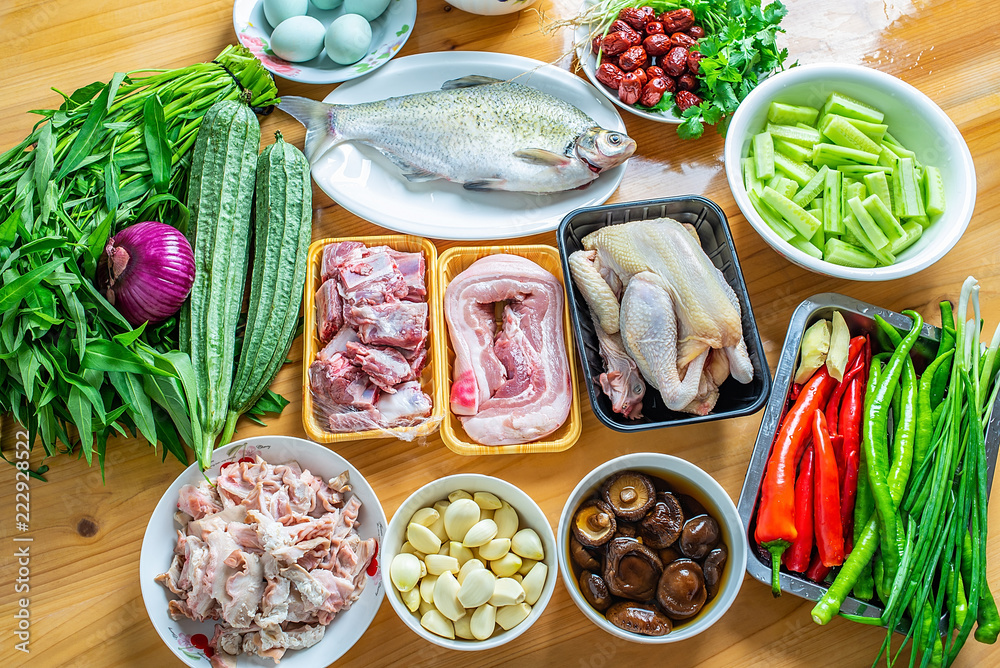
2, 0, 1000, 666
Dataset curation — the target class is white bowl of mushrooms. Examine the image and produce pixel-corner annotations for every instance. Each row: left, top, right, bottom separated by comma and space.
381, 473, 558, 650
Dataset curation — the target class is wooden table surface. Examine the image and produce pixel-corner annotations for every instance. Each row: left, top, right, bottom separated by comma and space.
2, 0, 1000, 666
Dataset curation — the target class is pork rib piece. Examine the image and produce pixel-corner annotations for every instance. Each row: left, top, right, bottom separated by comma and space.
345, 341, 414, 393
308, 354, 378, 410
445, 254, 571, 445
320, 241, 366, 282
339, 250, 408, 307
315, 280, 343, 344
347, 301, 428, 350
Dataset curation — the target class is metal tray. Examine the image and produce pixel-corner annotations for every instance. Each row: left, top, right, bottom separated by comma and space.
556, 195, 771, 432
735, 292, 1000, 618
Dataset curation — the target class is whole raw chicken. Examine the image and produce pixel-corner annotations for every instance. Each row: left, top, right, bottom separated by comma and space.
569, 218, 753, 416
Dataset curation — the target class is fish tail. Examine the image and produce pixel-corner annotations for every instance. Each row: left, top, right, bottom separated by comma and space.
277, 96, 342, 163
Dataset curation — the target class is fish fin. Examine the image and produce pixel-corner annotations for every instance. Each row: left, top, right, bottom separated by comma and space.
277, 96, 342, 163
370, 147, 442, 183
463, 179, 506, 192
513, 148, 572, 167
441, 75, 503, 90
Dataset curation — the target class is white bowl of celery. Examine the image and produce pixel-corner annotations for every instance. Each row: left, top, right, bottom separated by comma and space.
724, 63, 976, 281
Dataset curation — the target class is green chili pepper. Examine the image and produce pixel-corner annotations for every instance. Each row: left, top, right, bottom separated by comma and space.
931, 301, 956, 407
852, 446, 875, 601
914, 350, 954, 471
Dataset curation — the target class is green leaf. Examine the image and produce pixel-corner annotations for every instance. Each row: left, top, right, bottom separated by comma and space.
82, 339, 173, 377
33, 123, 55, 195
0, 208, 21, 245
67, 385, 94, 464
59, 81, 105, 111
16, 346, 40, 402
0, 236, 65, 275
144, 373, 194, 448
677, 112, 706, 140
143, 95, 172, 194
63, 258, 131, 329
0, 257, 69, 312
112, 320, 147, 347
108, 371, 156, 446
247, 389, 290, 417
85, 210, 114, 265
104, 161, 120, 212
147, 348, 202, 448
55, 83, 111, 181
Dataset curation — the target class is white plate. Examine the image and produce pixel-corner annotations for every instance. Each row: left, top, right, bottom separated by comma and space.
573, 1, 683, 124
310, 51, 630, 240
233, 0, 416, 84
139, 435, 386, 667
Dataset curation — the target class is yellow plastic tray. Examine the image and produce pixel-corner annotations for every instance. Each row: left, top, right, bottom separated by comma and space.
434, 245, 582, 456
302, 235, 442, 443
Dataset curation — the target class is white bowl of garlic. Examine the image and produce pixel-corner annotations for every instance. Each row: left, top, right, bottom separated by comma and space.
382, 473, 558, 649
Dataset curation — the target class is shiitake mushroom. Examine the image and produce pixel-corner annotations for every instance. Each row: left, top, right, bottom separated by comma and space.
679, 514, 721, 560
703, 547, 727, 587
657, 558, 707, 620
570, 535, 602, 571
579, 571, 613, 612
601, 471, 656, 521
572, 499, 617, 547
602, 537, 663, 601
615, 522, 638, 539
605, 601, 672, 636
639, 493, 684, 549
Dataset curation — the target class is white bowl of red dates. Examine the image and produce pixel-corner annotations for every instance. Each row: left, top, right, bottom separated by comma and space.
557, 453, 747, 642
575, 4, 706, 123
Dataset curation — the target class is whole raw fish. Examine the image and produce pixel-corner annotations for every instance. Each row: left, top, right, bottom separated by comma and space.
278, 75, 636, 194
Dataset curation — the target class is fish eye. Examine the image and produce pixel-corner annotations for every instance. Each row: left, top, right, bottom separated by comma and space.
608, 134, 621, 145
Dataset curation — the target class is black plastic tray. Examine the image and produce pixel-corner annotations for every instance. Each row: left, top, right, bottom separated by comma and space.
556, 195, 771, 432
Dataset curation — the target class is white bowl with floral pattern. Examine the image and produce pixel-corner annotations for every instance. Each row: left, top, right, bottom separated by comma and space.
139, 435, 386, 667
233, 0, 416, 84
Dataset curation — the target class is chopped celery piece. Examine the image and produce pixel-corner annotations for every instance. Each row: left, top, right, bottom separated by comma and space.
749, 189, 797, 241
753, 132, 775, 179
862, 194, 906, 241
774, 138, 814, 162
765, 174, 784, 191
909, 215, 932, 229
847, 196, 891, 249
761, 186, 823, 239
825, 238, 878, 268
823, 169, 844, 234
820, 115, 883, 155
772, 177, 798, 199
822, 92, 885, 124
774, 153, 818, 186
743, 157, 762, 195
826, 115, 888, 142
839, 165, 893, 178
923, 165, 945, 216
889, 220, 923, 255
792, 165, 830, 207
813, 197, 824, 211
767, 122, 821, 147
844, 208, 895, 265
880, 139, 916, 161
788, 234, 823, 259
863, 171, 893, 209
768, 102, 820, 126
883, 131, 905, 147
897, 157, 926, 218
809, 217, 825, 248
812, 143, 881, 167
890, 171, 904, 217
878, 147, 898, 168
845, 181, 867, 202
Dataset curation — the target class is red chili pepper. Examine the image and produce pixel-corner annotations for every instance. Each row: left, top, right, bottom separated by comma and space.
839, 374, 864, 552
805, 552, 832, 583
783, 446, 815, 573
825, 336, 868, 431
813, 410, 845, 567
755, 367, 837, 595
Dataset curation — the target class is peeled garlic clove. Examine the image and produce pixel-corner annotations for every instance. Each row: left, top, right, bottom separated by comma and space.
511, 573, 523, 583
454, 613, 475, 640
463, 519, 498, 548
401, 585, 421, 612
432, 571, 466, 622
418, 598, 435, 617
517, 558, 537, 576
407, 522, 442, 555
448, 489, 473, 502
411, 507, 440, 527
511, 528, 544, 561
479, 508, 495, 522
420, 574, 438, 604
490, 551, 522, 577
496, 602, 531, 631
433, 499, 450, 514
478, 538, 511, 561
400, 541, 417, 555
474, 491, 502, 510
494, 501, 519, 540
421, 609, 455, 639
457, 568, 496, 608
390, 553, 422, 592
428, 515, 449, 542
489, 577, 526, 606
444, 498, 481, 542
458, 558, 485, 584
521, 561, 547, 605
470, 604, 497, 641
425, 554, 460, 576
449, 541, 475, 567
437, 544, 450, 556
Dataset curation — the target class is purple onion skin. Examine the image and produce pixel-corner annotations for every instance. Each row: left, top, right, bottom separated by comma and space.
95, 221, 196, 327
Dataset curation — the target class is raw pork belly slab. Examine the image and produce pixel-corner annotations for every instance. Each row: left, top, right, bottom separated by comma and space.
444, 254, 572, 445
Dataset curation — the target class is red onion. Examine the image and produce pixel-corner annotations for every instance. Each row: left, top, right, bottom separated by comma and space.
96, 221, 196, 327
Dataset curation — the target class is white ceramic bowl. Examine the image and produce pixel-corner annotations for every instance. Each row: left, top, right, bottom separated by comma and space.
557, 453, 747, 643
233, 0, 416, 84
139, 435, 386, 667
724, 63, 976, 281
381, 473, 558, 650
444, 0, 538, 16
